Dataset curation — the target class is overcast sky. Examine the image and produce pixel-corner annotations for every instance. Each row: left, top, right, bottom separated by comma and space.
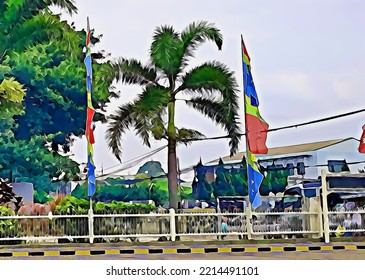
54, 0, 365, 178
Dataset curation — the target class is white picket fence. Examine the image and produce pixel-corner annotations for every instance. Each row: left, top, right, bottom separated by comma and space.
0, 212, 89, 243
1, 170, 364, 244
1, 207, 356, 244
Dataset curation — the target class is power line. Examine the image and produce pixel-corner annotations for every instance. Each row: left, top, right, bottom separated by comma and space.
103, 145, 167, 171
97, 145, 167, 178
88, 160, 365, 186
99, 108, 365, 176
182, 108, 365, 142
267, 108, 365, 133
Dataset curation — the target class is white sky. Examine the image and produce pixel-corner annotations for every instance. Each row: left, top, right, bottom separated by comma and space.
53, 0, 365, 179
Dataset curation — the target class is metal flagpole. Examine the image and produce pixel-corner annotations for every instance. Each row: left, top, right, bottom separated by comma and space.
87, 16, 93, 213
241, 35, 251, 201
85, 17, 95, 243
241, 35, 253, 239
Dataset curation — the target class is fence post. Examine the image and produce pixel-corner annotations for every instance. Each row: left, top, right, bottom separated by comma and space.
169, 208, 176, 242
246, 203, 253, 240
321, 169, 330, 243
217, 213, 222, 240
88, 208, 94, 244
318, 195, 324, 239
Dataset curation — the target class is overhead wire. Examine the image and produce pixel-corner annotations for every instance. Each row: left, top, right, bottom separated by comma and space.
98, 107, 365, 177
103, 145, 167, 171
182, 108, 365, 142
89, 159, 365, 187
96, 145, 167, 178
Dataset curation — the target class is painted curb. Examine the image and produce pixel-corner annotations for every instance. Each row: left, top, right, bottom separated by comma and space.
1, 245, 365, 257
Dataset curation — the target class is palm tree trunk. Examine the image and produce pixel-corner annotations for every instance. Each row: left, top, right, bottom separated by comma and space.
167, 101, 178, 209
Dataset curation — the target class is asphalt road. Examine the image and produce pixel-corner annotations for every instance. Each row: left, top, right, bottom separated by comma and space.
1, 250, 365, 260
2, 240, 365, 260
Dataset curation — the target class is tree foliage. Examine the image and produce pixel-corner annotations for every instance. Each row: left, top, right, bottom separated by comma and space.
71, 177, 171, 207
192, 159, 290, 201
0, 0, 116, 197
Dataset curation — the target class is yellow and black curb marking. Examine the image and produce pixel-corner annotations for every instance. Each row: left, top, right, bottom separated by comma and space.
1, 245, 365, 257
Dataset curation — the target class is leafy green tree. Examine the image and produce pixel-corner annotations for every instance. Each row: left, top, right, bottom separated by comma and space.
106, 21, 241, 209
231, 168, 248, 196
214, 164, 236, 198
260, 167, 290, 195
0, 78, 26, 125
0, 0, 116, 197
137, 161, 166, 177
192, 164, 214, 201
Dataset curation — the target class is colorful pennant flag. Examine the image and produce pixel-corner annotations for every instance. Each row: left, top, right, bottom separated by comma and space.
247, 151, 264, 208
242, 37, 269, 154
359, 125, 365, 153
241, 35, 268, 209
84, 18, 96, 197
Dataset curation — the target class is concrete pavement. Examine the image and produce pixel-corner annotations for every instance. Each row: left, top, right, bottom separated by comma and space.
1, 241, 365, 259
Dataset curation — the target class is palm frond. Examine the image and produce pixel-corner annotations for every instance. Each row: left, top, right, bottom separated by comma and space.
186, 97, 241, 156
47, 0, 78, 14
150, 113, 167, 141
179, 21, 223, 71
134, 85, 171, 115
134, 114, 152, 147
177, 128, 205, 145
110, 58, 158, 86
106, 86, 170, 160
93, 62, 120, 101
179, 61, 237, 95
150, 25, 183, 80
106, 103, 135, 161
179, 60, 240, 119
132, 85, 170, 144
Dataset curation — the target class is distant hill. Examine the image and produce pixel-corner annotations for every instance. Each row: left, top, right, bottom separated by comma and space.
137, 161, 166, 177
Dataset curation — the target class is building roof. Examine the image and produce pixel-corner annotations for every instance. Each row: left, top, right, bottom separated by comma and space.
215, 138, 357, 164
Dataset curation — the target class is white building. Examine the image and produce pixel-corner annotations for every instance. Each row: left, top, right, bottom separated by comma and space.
214, 138, 365, 178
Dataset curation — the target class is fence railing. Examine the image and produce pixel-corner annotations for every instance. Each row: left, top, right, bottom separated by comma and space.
1, 169, 364, 244
92, 211, 171, 242
327, 209, 365, 237
175, 212, 248, 239
0, 213, 89, 243
251, 211, 321, 237
0, 206, 360, 244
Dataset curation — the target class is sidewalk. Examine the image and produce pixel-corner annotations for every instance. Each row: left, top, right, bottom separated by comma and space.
1, 239, 365, 257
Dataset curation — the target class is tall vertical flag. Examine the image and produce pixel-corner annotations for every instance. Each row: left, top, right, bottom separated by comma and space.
241, 35, 269, 209
84, 18, 96, 197
359, 125, 365, 153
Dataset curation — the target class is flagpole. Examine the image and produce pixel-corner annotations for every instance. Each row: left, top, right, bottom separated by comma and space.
85, 16, 96, 211
87, 16, 92, 213
241, 35, 253, 239
88, 22, 92, 213
85, 16, 95, 243
241, 35, 251, 209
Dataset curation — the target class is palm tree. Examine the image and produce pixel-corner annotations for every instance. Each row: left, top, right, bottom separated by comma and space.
106, 21, 241, 209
